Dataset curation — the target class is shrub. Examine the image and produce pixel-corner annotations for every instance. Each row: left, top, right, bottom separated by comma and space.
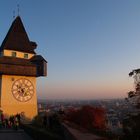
65, 105, 106, 130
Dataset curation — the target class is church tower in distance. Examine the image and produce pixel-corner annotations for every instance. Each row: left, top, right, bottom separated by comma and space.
0, 16, 47, 120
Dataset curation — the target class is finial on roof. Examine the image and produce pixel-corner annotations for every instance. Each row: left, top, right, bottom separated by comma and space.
17, 4, 20, 16
13, 10, 15, 19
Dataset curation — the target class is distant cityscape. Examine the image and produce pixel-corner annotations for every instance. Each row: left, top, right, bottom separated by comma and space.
37, 98, 140, 136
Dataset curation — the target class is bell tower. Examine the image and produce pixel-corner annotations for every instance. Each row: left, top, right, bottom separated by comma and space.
0, 16, 47, 119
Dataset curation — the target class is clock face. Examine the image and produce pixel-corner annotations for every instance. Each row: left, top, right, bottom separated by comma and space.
11, 78, 34, 102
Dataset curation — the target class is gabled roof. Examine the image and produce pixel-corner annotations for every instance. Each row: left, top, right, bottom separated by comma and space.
0, 16, 37, 54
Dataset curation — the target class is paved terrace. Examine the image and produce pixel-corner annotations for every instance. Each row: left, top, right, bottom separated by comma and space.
0, 128, 33, 140
63, 123, 106, 140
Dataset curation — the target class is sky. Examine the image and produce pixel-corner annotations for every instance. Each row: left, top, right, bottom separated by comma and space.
0, 0, 140, 100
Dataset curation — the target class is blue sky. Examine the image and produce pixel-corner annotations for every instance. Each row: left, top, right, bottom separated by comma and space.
0, 0, 140, 99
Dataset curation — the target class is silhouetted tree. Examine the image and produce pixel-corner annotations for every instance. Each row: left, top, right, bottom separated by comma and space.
122, 69, 140, 139
127, 69, 140, 108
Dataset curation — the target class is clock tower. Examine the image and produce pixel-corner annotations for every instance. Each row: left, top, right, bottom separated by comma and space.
0, 16, 47, 120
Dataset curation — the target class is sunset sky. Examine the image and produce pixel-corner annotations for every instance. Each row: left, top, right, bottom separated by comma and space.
0, 0, 140, 99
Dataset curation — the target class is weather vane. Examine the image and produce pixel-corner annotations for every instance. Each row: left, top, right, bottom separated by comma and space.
17, 4, 20, 16
13, 10, 15, 19
12, 4, 20, 19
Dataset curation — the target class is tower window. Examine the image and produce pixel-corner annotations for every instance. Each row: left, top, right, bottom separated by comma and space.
11, 52, 16, 57
0, 51, 3, 57
24, 53, 28, 59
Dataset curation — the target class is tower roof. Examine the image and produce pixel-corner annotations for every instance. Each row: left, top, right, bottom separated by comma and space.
0, 16, 37, 54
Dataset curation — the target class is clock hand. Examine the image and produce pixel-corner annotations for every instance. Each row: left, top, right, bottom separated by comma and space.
22, 88, 30, 97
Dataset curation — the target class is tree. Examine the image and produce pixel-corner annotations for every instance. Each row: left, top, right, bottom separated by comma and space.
127, 69, 140, 108
122, 69, 140, 139
65, 105, 106, 130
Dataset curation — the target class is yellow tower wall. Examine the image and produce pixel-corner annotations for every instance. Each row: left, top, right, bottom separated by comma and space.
0, 75, 37, 120
3, 50, 34, 59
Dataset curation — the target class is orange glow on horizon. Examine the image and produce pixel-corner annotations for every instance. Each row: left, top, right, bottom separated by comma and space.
37, 77, 134, 99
